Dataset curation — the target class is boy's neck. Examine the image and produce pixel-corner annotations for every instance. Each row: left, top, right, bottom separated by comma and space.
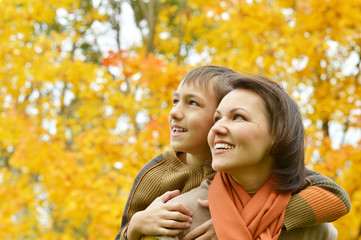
178, 152, 212, 166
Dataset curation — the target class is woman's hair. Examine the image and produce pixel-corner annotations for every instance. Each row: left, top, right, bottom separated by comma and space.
228, 73, 305, 193
180, 65, 236, 104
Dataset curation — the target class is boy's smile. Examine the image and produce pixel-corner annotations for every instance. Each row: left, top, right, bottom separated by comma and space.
169, 82, 218, 164
171, 126, 188, 136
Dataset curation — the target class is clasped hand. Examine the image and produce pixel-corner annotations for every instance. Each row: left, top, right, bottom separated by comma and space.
127, 191, 217, 240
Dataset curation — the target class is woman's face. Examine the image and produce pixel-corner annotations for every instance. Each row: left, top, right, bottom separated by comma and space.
207, 89, 274, 179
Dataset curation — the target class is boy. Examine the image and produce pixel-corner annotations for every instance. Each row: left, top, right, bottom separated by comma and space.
115, 66, 350, 240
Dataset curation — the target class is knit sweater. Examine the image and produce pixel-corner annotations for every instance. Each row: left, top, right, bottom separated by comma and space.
115, 150, 350, 240
155, 180, 338, 240
279, 223, 338, 240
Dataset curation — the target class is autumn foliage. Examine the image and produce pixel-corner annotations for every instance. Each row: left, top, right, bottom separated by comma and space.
0, 0, 360, 239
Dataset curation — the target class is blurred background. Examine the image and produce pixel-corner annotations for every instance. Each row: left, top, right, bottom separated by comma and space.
0, 0, 360, 239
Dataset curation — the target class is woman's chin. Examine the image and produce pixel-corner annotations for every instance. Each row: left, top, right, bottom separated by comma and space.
212, 164, 224, 172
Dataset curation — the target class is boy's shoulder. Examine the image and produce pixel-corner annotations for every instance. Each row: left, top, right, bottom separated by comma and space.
134, 150, 180, 179
142, 150, 178, 169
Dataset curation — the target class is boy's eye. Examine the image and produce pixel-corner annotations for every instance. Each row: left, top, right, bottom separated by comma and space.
173, 99, 179, 105
189, 100, 199, 106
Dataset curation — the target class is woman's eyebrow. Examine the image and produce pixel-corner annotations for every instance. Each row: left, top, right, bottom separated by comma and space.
215, 107, 251, 117
230, 107, 249, 114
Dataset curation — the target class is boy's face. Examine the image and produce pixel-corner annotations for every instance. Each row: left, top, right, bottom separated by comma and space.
169, 81, 218, 159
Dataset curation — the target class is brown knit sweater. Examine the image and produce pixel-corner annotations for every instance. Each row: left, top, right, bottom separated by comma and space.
115, 150, 350, 240
154, 180, 338, 240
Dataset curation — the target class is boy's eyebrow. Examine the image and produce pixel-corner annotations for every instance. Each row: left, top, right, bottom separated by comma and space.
173, 92, 202, 99
186, 93, 202, 99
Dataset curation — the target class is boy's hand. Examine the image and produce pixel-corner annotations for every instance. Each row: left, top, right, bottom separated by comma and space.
181, 200, 217, 240
127, 190, 193, 240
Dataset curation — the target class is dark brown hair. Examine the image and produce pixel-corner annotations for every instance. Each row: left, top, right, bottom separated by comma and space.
228, 73, 305, 193
180, 65, 237, 104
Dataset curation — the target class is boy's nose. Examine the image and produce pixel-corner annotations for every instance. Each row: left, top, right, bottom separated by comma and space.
169, 105, 184, 120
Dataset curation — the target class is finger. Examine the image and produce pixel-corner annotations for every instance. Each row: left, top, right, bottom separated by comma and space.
194, 232, 217, 240
183, 229, 217, 240
181, 226, 204, 240
156, 228, 183, 237
161, 219, 191, 230
165, 202, 193, 217
166, 211, 193, 223
161, 190, 181, 203
197, 199, 209, 208
193, 227, 217, 240
181, 219, 213, 240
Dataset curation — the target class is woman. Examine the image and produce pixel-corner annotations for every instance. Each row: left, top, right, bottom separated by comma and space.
156, 73, 340, 240
207, 74, 339, 239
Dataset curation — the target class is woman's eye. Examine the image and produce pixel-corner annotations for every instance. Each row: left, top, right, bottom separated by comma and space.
234, 114, 245, 120
214, 116, 221, 123
173, 99, 179, 105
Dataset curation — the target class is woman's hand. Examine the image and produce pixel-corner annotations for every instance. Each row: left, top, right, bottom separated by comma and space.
127, 190, 193, 240
181, 199, 217, 240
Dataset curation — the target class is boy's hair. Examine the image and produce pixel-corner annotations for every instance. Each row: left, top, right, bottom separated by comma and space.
228, 73, 305, 193
180, 65, 237, 104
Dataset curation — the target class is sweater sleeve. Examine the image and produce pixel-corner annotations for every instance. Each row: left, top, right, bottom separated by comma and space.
114, 153, 166, 240
283, 168, 351, 231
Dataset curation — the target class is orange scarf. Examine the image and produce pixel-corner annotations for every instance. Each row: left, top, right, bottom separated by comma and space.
209, 172, 291, 240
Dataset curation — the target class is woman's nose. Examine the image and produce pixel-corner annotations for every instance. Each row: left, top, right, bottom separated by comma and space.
211, 121, 228, 135
169, 104, 184, 120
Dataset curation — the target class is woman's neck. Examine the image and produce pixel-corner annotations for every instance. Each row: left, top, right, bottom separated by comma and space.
232, 172, 271, 193
230, 157, 274, 192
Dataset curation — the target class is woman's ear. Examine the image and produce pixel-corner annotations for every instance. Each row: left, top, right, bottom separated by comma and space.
269, 137, 276, 158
